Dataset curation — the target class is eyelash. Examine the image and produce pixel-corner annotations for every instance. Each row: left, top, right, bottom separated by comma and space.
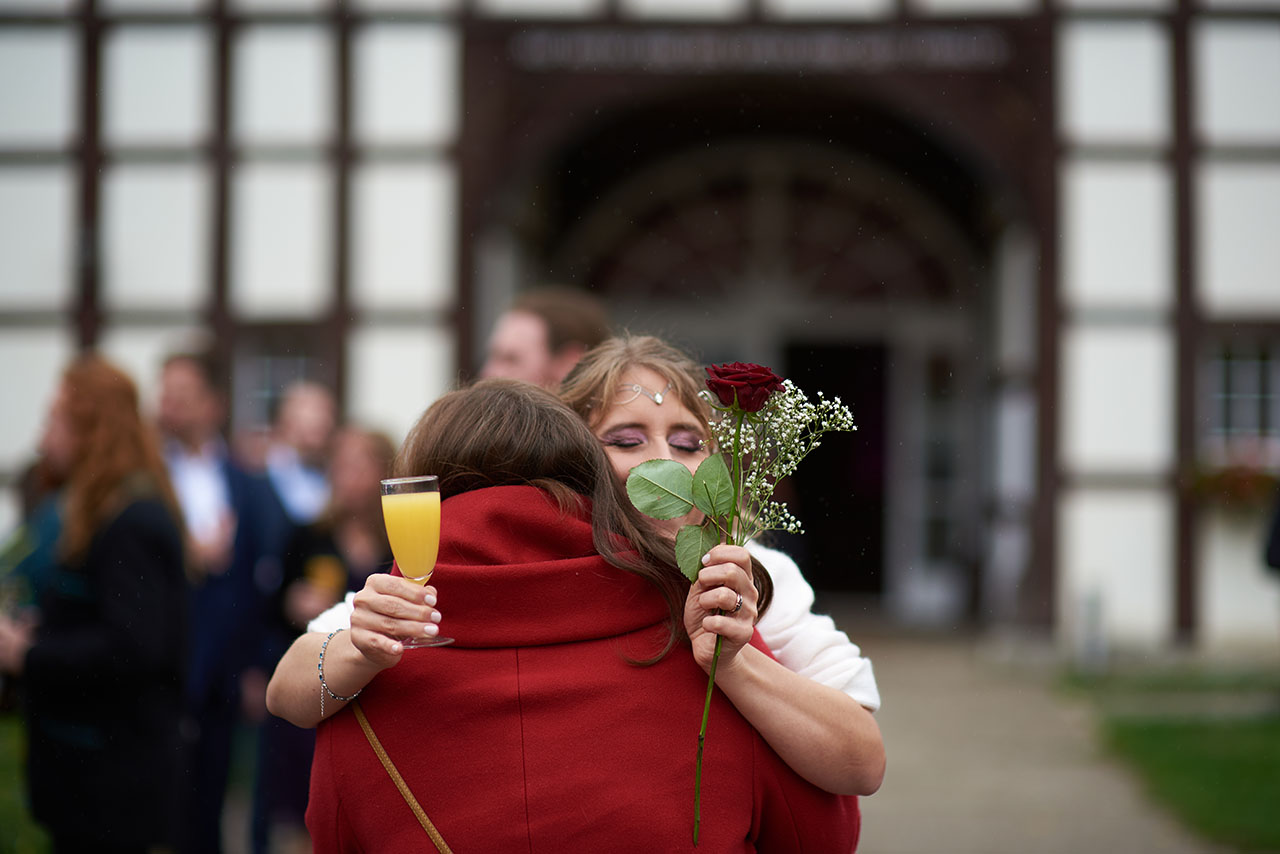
601, 436, 704, 453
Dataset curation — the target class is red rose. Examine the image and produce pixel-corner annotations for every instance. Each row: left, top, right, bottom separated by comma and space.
705, 362, 784, 413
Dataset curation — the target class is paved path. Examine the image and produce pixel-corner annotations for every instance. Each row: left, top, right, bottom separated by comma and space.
842, 627, 1228, 854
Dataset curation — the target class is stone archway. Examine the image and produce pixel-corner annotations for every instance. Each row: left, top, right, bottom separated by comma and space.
459, 37, 1053, 624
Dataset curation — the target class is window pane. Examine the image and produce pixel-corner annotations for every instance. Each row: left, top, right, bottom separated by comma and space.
354, 25, 459, 146
0, 327, 75, 471
351, 161, 456, 311
1227, 356, 1262, 435
230, 161, 332, 318
1198, 163, 1280, 315
0, 166, 74, 310
0, 28, 76, 148
1195, 22, 1280, 145
233, 26, 332, 146
104, 26, 211, 148
1062, 159, 1172, 311
102, 163, 210, 311
1059, 21, 1169, 146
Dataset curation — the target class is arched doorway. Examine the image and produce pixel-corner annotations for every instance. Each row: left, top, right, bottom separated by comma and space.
468, 82, 1040, 627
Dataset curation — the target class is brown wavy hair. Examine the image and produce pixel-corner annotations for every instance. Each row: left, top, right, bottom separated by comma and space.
558, 334, 773, 617
559, 335, 711, 439
58, 355, 182, 564
394, 378, 688, 660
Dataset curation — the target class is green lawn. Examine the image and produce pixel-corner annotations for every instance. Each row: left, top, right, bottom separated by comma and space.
1104, 715, 1280, 853
0, 717, 50, 854
1064, 667, 1280, 853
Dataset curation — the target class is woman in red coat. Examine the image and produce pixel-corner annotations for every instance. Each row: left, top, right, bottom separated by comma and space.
302, 379, 858, 852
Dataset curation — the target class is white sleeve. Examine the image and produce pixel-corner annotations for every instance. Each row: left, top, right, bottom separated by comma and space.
306, 592, 357, 635
749, 541, 881, 711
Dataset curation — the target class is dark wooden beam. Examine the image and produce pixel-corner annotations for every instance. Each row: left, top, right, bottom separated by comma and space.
1171, 0, 1199, 644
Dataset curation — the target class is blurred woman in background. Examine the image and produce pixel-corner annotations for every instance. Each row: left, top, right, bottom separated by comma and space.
253, 426, 395, 854
0, 354, 187, 853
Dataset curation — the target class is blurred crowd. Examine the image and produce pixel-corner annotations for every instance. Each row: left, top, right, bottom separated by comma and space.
0, 287, 609, 853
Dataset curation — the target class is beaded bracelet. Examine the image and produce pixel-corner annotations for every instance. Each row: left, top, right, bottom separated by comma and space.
318, 628, 362, 719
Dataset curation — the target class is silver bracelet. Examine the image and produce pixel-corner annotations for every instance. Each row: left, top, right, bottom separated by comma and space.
318, 628, 362, 719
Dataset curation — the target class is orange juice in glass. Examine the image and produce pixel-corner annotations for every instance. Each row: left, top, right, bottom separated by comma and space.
380, 475, 452, 647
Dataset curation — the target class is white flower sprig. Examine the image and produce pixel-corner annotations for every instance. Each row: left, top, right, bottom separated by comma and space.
701, 379, 856, 543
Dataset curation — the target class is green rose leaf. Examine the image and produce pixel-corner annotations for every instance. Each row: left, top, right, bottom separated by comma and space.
675, 523, 722, 582
626, 459, 695, 520
691, 454, 734, 519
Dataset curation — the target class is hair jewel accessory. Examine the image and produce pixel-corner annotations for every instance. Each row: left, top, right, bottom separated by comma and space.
619, 381, 673, 406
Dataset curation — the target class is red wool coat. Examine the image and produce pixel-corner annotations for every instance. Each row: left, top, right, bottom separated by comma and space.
307, 485, 860, 853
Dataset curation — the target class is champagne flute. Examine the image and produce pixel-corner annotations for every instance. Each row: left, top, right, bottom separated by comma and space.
380, 475, 453, 648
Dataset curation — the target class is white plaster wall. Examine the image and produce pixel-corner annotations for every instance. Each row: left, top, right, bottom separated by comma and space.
1061, 324, 1174, 475
1059, 488, 1174, 648
1198, 508, 1280, 651
350, 162, 456, 313
0, 165, 75, 311
621, 0, 747, 18
1061, 159, 1172, 312
1198, 162, 1280, 316
229, 161, 332, 319
1058, 20, 1169, 146
346, 325, 455, 446
0, 327, 76, 471
97, 323, 208, 416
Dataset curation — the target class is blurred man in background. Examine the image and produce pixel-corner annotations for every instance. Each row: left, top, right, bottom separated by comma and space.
480, 286, 611, 389
264, 382, 336, 527
158, 349, 287, 854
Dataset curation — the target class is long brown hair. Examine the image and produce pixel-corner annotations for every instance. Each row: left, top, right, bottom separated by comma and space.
559, 335, 773, 617
559, 335, 711, 438
57, 354, 182, 564
394, 378, 688, 660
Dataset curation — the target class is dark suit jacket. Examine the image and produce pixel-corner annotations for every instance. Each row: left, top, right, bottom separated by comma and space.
184, 458, 292, 711
1266, 489, 1280, 570
23, 497, 186, 845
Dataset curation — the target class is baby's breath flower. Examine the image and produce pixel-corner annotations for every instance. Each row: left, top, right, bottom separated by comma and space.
708, 378, 856, 544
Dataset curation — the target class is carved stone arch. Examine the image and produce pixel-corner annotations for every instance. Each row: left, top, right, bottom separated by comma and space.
548, 138, 983, 306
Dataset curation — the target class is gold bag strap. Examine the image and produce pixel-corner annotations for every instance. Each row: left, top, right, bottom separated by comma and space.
352, 700, 455, 854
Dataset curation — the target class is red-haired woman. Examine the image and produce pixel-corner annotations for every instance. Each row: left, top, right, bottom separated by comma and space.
0, 355, 187, 853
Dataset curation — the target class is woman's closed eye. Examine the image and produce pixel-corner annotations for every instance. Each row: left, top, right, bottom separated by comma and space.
600, 428, 646, 449
669, 431, 705, 454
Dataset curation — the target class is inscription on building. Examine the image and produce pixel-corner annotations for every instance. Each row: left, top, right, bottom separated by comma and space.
511, 27, 1013, 75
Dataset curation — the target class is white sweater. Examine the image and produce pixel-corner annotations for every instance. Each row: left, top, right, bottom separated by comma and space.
748, 541, 880, 711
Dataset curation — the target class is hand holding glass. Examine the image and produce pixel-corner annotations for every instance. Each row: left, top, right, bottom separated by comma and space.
380, 475, 452, 648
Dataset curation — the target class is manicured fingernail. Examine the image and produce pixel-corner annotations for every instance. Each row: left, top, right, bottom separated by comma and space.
424, 624, 439, 637
392, 642, 403, 653
430, 610, 442, 623
424, 593, 437, 607
702, 553, 711, 565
